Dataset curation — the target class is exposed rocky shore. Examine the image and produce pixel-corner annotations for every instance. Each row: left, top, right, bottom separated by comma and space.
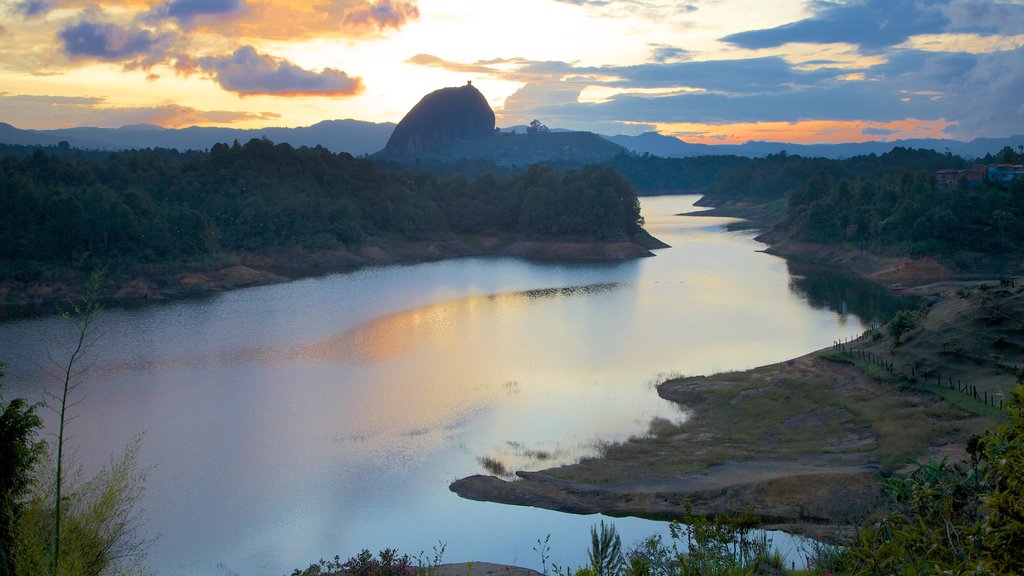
0, 235, 667, 317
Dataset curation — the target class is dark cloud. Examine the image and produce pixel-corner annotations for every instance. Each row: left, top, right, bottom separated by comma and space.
943, 46, 1024, 139
648, 44, 690, 63
12, 0, 52, 19
198, 46, 363, 97
943, 0, 1024, 35
721, 0, 949, 50
148, 0, 247, 26
475, 45, 996, 134
58, 21, 170, 61
597, 56, 840, 94
862, 127, 897, 136
342, 0, 420, 32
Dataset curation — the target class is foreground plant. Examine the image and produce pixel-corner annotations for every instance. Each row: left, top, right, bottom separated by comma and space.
289, 548, 418, 576
828, 383, 1024, 575
0, 363, 47, 576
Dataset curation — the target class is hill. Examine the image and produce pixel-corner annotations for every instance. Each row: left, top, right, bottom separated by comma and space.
0, 119, 394, 155
385, 130, 626, 165
382, 82, 495, 157
377, 83, 624, 164
606, 131, 1024, 160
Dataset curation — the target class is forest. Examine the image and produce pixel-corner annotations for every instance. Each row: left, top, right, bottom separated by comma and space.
3, 138, 1022, 286
0, 139, 645, 281
773, 146, 1024, 264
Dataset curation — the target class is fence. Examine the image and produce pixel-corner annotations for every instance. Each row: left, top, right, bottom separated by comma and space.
831, 335, 1011, 411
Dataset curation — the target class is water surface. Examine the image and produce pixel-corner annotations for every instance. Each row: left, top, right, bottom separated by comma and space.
1, 196, 893, 575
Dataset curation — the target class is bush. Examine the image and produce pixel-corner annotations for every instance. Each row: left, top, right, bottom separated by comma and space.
13, 436, 150, 576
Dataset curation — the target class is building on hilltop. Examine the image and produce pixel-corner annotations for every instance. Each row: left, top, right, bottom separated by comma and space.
935, 163, 1022, 187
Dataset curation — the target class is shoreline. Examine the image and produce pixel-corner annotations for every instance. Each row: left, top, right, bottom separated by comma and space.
0, 234, 668, 319
449, 210, 1015, 536
449, 346, 994, 538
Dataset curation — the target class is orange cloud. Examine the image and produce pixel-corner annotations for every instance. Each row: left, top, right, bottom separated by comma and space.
644, 118, 952, 145
201, 0, 419, 40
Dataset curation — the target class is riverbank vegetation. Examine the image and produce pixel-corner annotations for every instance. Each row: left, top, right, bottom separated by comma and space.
691, 145, 1024, 273
0, 140, 652, 309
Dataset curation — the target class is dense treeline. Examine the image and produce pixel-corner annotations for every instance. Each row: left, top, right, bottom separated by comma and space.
775, 146, 1024, 260
700, 147, 967, 204
604, 152, 749, 194
0, 139, 644, 273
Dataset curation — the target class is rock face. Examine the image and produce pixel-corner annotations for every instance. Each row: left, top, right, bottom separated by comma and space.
383, 82, 495, 157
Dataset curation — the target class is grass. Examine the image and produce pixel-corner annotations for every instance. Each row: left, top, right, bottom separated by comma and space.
550, 344, 995, 486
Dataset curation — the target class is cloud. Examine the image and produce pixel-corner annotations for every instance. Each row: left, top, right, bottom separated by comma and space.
147, 0, 247, 27
943, 46, 1024, 139
11, 0, 53, 18
198, 46, 363, 97
553, 0, 698, 20
58, 20, 171, 62
406, 54, 498, 74
0, 94, 281, 128
197, 0, 420, 41
130, 104, 281, 127
862, 127, 897, 136
463, 46, 983, 135
2, 93, 105, 105
943, 0, 1024, 35
721, 0, 949, 51
341, 0, 419, 33
500, 82, 584, 117
648, 44, 690, 63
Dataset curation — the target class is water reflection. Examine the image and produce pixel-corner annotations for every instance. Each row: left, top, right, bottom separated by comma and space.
0, 195, 878, 576
786, 260, 918, 327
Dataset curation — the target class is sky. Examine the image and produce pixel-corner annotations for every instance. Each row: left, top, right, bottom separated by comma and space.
0, 0, 1022, 144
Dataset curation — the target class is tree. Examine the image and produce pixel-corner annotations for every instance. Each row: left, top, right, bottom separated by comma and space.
0, 363, 46, 576
887, 309, 922, 347
45, 282, 102, 574
13, 436, 150, 576
980, 384, 1024, 573
587, 521, 623, 576
527, 119, 550, 135
828, 382, 1024, 575
14, 276, 151, 576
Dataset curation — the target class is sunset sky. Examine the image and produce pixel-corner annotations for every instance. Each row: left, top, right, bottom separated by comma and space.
0, 0, 1022, 143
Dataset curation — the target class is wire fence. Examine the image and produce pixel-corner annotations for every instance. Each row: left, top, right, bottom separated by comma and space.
831, 335, 1013, 411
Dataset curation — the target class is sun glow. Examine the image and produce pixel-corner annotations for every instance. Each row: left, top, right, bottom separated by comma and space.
640, 118, 953, 145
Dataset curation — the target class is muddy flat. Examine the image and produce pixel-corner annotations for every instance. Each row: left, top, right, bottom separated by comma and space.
452, 350, 995, 536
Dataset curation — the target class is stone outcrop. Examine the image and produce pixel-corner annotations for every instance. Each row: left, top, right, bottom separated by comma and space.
382, 82, 495, 157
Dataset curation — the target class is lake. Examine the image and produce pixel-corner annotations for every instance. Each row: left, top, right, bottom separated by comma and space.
0, 195, 901, 575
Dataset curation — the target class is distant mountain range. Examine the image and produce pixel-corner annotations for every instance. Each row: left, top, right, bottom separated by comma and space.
1, 119, 1020, 160
604, 131, 1024, 160
0, 119, 395, 156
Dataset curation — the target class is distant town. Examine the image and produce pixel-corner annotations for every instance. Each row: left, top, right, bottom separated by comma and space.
937, 163, 1024, 187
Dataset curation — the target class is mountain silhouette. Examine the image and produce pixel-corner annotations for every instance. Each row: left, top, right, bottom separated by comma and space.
382, 82, 495, 157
